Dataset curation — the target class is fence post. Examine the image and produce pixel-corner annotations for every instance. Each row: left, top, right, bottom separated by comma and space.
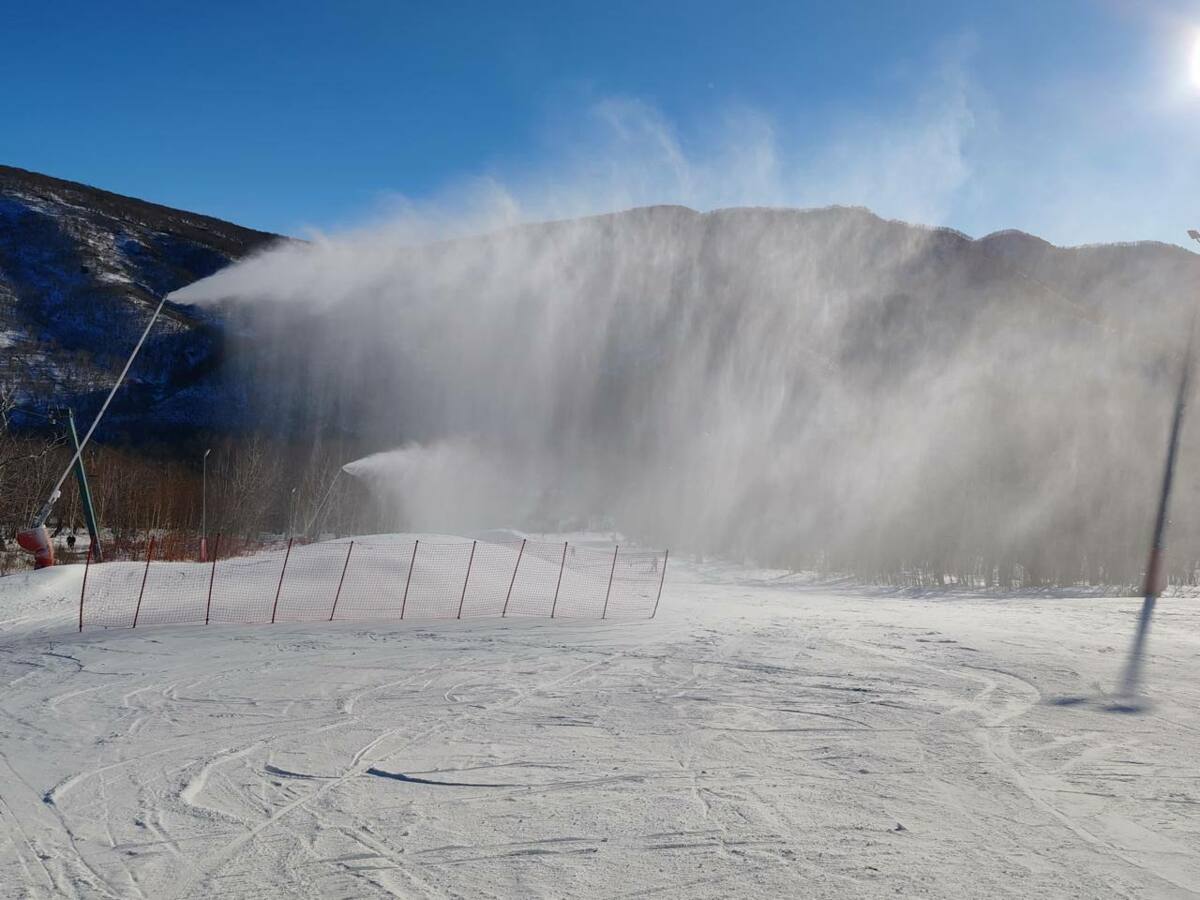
270, 537, 294, 624
456, 541, 477, 619
132, 536, 155, 628
502, 539, 526, 617
651, 549, 669, 618
601, 545, 619, 619
401, 540, 419, 619
205, 534, 221, 625
550, 541, 568, 618
330, 540, 354, 621
78, 543, 92, 632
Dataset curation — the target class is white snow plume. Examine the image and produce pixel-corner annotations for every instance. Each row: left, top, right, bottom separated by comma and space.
167, 93, 1200, 579
341, 440, 532, 535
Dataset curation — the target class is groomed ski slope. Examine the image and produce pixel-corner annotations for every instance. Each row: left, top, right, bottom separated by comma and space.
1, 541, 1198, 899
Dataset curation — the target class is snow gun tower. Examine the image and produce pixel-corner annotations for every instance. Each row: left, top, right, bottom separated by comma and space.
14, 407, 102, 565
17, 294, 169, 569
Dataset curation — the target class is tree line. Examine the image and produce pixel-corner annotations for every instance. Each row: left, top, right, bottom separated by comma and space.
0, 401, 392, 571
0, 383, 1190, 591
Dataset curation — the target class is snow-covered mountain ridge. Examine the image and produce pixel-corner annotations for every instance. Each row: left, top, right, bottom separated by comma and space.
0, 165, 283, 438
5, 165, 1200, 455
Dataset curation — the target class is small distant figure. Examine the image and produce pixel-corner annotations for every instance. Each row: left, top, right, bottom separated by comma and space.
650, 556, 658, 575
66, 533, 77, 551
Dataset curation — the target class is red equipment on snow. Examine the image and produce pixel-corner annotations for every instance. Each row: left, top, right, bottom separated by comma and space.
17, 525, 54, 569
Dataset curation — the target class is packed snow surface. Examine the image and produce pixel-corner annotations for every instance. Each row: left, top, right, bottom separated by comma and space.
1, 544, 1198, 898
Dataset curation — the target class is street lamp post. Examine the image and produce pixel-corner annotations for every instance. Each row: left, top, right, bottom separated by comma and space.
201, 448, 212, 562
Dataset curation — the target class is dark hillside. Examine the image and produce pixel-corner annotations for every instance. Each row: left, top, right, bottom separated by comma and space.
0, 165, 285, 439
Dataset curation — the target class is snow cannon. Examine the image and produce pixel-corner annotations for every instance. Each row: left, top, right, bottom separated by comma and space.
17, 525, 54, 568
18, 294, 168, 575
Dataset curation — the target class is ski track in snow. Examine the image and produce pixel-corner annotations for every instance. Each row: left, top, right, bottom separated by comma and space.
1, 555, 1199, 898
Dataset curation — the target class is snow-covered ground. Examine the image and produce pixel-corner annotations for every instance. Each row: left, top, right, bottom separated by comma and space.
1, 549, 1198, 898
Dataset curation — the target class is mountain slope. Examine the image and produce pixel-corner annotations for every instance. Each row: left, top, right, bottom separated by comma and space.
0, 165, 284, 437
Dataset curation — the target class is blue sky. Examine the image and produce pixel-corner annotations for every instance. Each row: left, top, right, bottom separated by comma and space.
3, 1, 1199, 245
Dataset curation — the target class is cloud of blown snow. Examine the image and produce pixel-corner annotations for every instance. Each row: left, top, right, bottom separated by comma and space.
172, 45, 981, 312
167, 49, 1200, 578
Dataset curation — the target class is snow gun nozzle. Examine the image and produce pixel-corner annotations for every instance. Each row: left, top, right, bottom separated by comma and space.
16, 525, 54, 568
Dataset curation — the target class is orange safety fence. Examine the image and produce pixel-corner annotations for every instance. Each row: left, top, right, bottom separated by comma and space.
78, 536, 668, 631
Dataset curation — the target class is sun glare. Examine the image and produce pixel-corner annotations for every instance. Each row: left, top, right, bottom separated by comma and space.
1191, 32, 1200, 90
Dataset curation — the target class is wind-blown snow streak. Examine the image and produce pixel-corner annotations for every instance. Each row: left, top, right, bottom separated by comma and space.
171, 200, 1200, 580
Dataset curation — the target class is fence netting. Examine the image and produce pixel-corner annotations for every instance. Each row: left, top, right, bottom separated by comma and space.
79, 536, 668, 630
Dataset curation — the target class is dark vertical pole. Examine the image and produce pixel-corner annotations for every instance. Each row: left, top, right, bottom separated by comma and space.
457, 541, 477, 619
132, 536, 155, 628
549, 541, 568, 618
1120, 335, 1193, 697
330, 540, 354, 621
651, 549, 669, 619
270, 537, 294, 624
78, 543, 92, 632
601, 545, 619, 619
401, 540, 419, 619
201, 448, 211, 561
501, 539, 526, 617
66, 409, 102, 562
204, 534, 221, 625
